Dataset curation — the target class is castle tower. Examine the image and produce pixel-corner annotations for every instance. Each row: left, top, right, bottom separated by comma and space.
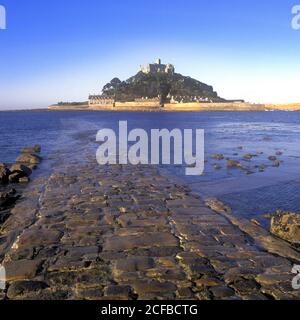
156, 58, 161, 65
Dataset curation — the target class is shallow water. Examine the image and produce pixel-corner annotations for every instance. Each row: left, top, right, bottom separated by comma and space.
0, 110, 300, 227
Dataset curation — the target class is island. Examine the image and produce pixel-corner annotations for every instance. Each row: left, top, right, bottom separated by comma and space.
49, 59, 300, 112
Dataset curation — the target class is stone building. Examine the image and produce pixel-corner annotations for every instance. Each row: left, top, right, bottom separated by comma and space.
170, 96, 212, 103
88, 95, 115, 107
140, 59, 175, 75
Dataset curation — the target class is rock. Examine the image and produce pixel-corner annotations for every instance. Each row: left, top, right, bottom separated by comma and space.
103, 285, 132, 299
0, 189, 18, 208
7, 281, 48, 299
276, 151, 283, 156
251, 219, 261, 226
19, 177, 30, 183
28, 164, 37, 170
114, 257, 155, 274
211, 154, 224, 160
10, 164, 32, 177
210, 286, 235, 299
16, 229, 62, 247
3, 259, 43, 281
272, 160, 281, 167
0, 166, 10, 184
8, 164, 32, 183
132, 280, 177, 294
16, 153, 41, 165
271, 211, 300, 244
103, 233, 178, 251
195, 277, 223, 287
227, 160, 241, 168
268, 156, 277, 161
243, 154, 253, 160
255, 164, 266, 171
21, 145, 41, 154
8, 172, 23, 183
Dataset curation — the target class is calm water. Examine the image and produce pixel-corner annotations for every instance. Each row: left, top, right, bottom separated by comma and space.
1, 111, 300, 227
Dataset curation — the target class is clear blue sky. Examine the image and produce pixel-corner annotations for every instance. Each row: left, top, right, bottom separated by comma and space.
0, 0, 299, 109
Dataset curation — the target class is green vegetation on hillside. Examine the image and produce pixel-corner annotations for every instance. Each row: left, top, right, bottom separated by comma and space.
102, 72, 225, 102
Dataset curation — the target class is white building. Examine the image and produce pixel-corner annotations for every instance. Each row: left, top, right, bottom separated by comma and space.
140, 59, 175, 75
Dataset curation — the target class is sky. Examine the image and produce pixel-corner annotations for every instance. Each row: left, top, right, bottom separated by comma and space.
0, 0, 300, 109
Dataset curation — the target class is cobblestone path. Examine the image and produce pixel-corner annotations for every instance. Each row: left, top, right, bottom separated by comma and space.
0, 160, 300, 300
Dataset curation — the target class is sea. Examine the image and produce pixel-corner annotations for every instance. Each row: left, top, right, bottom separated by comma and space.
1, 110, 300, 228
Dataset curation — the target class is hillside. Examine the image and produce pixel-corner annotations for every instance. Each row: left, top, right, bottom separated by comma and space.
101, 72, 225, 103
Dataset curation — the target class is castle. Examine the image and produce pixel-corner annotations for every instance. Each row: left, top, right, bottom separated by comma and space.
140, 59, 175, 75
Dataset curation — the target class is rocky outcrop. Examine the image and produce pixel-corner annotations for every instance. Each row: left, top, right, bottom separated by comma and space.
271, 211, 300, 245
0, 164, 10, 184
102, 72, 225, 103
0, 189, 19, 211
16, 154, 41, 166
0, 145, 42, 226
1, 145, 41, 184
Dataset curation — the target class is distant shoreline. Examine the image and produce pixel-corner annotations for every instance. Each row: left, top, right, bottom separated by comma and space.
1, 102, 300, 112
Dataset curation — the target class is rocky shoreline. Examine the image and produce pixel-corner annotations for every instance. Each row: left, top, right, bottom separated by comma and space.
0, 150, 299, 300
0, 145, 42, 226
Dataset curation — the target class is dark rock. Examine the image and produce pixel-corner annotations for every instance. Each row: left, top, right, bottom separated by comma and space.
243, 154, 253, 160
271, 211, 300, 244
8, 164, 32, 182
0, 189, 18, 208
0, 166, 10, 184
10, 164, 32, 177
8, 172, 23, 183
104, 285, 132, 299
210, 286, 235, 299
268, 156, 277, 161
7, 281, 48, 299
132, 279, 177, 294
272, 160, 281, 167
